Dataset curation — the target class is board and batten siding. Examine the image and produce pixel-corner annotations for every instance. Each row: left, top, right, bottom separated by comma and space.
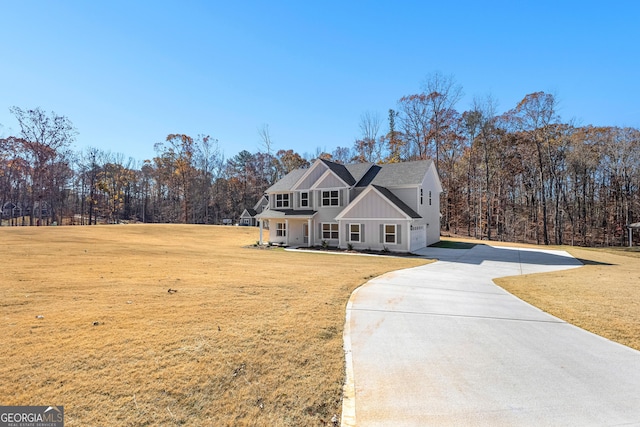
314, 172, 345, 189
338, 219, 409, 252
339, 190, 406, 219
295, 164, 326, 190
388, 187, 418, 211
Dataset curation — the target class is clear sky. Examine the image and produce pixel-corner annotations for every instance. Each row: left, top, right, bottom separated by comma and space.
1, 1, 638, 163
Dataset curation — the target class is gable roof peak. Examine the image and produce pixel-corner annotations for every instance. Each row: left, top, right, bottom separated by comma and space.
317, 158, 356, 186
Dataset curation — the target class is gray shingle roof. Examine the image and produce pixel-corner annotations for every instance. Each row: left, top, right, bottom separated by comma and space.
265, 169, 307, 192
353, 164, 381, 187
344, 162, 374, 183
265, 159, 434, 192
320, 159, 356, 186
369, 160, 433, 187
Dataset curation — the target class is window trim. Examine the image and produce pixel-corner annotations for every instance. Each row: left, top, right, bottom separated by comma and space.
322, 222, 339, 240
349, 223, 361, 243
275, 193, 290, 208
384, 223, 397, 244
321, 190, 339, 207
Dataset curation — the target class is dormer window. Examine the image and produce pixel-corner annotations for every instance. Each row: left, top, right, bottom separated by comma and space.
276, 193, 290, 208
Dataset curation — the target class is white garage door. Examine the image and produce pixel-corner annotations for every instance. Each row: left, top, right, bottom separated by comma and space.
410, 224, 427, 252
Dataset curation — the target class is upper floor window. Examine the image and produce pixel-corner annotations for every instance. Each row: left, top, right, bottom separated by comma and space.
276, 193, 290, 208
322, 190, 339, 207
300, 192, 309, 207
428, 191, 432, 206
420, 188, 423, 205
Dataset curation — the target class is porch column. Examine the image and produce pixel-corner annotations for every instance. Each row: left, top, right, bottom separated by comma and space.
259, 219, 264, 245
285, 219, 290, 246
308, 218, 312, 247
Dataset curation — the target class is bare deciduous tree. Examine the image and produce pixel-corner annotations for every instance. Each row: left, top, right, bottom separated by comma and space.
9, 106, 76, 225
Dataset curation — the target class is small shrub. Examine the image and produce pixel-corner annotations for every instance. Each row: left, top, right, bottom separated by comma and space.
347, 243, 353, 251
321, 240, 328, 249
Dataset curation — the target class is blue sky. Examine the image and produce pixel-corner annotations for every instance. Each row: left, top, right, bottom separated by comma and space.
1, 1, 639, 163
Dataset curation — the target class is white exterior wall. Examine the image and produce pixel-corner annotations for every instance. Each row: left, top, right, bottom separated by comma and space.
338, 219, 410, 252
417, 166, 442, 246
269, 221, 288, 245
287, 220, 307, 246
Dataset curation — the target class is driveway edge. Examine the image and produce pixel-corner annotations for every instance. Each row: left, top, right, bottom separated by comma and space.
341, 283, 365, 427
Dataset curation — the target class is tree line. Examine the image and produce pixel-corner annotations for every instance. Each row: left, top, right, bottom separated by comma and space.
1, 73, 639, 246
0, 109, 319, 227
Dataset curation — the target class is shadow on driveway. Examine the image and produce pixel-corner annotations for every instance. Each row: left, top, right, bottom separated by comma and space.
414, 243, 585, 267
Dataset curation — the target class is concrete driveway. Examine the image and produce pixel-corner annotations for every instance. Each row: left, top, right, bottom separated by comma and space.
342, 244, 640, 426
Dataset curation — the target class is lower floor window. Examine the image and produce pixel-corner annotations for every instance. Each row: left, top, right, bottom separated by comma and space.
384, 224, 397, 244
322, 223, 339, 239
276, 222, 287, 237
349, 223, 361, 242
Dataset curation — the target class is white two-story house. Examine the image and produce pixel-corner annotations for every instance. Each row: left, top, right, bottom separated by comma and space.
255, 158, 442, 253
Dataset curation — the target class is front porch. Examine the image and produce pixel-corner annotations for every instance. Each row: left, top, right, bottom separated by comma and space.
256, 210, 317, 247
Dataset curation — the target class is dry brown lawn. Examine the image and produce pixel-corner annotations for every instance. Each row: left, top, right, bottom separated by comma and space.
494, 244, 640, 351
0, 224, 427, 426
444, 237, 640, 351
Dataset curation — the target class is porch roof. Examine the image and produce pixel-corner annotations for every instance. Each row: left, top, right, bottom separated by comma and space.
256, 209, 317, 219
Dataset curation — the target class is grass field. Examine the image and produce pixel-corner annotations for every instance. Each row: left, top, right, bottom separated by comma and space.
3, 226, 639, 426
0, 224, 428, 426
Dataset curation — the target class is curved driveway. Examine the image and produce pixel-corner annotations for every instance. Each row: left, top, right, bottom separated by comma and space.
342, 244, 640, 426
